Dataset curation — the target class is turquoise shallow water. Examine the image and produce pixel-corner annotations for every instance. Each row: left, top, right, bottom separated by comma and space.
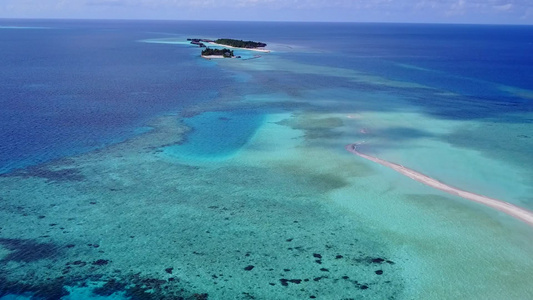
0, 20, 532, 299
163, 110, 264, 160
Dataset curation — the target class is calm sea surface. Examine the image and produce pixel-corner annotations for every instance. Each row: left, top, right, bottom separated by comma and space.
0, 20, 532, 299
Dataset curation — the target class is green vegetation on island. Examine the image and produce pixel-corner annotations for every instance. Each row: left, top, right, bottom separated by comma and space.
215, 39, 267, 49
201, 48, 234, 58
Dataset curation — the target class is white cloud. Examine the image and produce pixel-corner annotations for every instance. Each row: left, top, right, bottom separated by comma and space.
447, 0, 466, 15
493, 3, 513, 11
0, 0, 531, 24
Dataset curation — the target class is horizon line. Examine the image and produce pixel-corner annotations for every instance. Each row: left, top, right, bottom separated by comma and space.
1, 17, 532, 27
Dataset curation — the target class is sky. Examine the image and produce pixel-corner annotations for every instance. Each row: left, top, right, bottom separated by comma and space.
0, 0, 531, 25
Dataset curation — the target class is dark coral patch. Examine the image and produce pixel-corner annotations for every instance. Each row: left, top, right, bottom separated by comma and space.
279, 279, 302, 286
289, 279, 302, 284
4, 166, 85, 183
357, 256, 394, 265
70, 260, 86, 267
0, 238, 60, 263
92, 259, 110, 266
193, 293, 209, 300
0, 277, 68, 300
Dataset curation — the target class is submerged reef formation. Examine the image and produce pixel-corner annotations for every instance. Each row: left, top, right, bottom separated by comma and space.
0, 115, 404, 299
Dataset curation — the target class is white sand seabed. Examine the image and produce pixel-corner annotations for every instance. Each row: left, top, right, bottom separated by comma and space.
345, 144, 533, 227
207, 42, 271, 53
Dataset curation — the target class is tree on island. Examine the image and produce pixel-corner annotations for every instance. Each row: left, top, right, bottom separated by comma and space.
201, 48, 234, 58
215, 39, 267, 49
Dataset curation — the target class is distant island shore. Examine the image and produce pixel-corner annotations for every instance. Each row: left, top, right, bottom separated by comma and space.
188, 38, 271, 58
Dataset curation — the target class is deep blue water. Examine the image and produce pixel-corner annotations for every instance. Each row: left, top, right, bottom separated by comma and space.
0, 20, 234, 173
0, 19, 532, 174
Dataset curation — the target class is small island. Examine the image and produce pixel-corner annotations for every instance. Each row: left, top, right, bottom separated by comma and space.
187, 38, 212, 48
214, 39, 267, 49
188, 38, 270, 55
201, 48, 235, 59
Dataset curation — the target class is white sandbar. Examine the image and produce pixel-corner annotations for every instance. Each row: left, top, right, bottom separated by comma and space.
345, 143, 533, 226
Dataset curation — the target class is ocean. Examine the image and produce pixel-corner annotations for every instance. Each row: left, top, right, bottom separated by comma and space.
0, 19, 532, 299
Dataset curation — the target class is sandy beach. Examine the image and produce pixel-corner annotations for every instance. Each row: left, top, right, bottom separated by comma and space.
207, 42, 271, 53
345, 143, 533, 227
201, 55, 226, 59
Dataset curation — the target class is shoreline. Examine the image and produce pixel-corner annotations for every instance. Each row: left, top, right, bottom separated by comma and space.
207, 42, 271, 53
201, 55, 226, 60
345, 143, 533, 227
